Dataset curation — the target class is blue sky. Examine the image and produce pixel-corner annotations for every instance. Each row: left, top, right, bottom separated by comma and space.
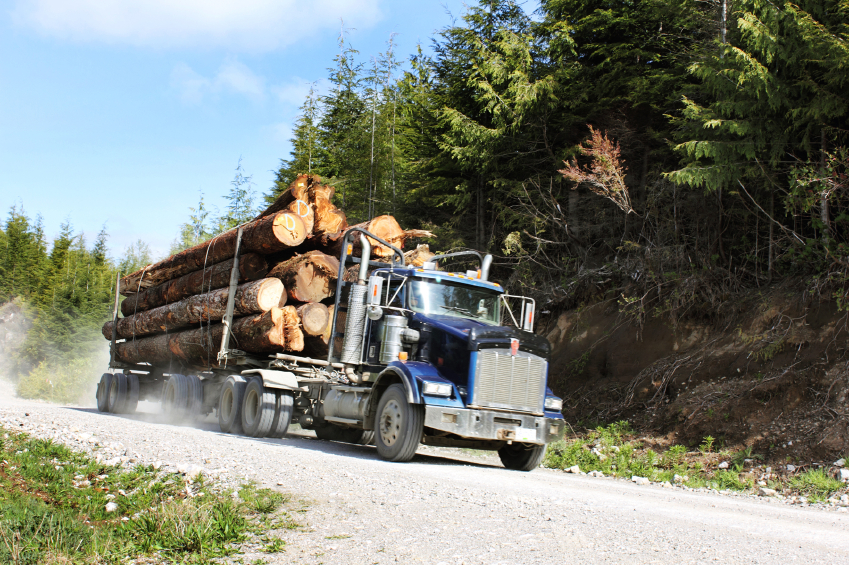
0, 0, 485, 259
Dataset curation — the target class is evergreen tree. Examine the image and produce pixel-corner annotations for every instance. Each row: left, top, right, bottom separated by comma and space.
270, 85, 323, 201
217, 157, 258, 231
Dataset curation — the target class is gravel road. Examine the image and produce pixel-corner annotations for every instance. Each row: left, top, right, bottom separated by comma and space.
2, 384, 848, 565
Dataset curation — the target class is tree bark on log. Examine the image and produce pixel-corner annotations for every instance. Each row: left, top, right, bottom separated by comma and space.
267, 251, 340, 303
120, 254, 268, 317
120, 211, 306, 294
104, 278, 284, 339
296, 302, 330, 336
114, 307, 300, 367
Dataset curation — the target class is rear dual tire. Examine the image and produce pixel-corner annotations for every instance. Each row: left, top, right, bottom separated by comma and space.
218, 376, 294, 438
96, 373, 139, 414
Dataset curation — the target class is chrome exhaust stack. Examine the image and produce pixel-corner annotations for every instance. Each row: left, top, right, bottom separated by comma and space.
480, 254, 493, 281
340, 234, 372, 381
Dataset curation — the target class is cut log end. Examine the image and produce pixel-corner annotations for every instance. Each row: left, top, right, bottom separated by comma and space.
297, 303, 330, 336
271, 212, 308, 247
255, 278, 286, 311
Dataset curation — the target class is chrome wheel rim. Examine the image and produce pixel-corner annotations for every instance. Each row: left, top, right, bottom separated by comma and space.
379, 399, 403, 447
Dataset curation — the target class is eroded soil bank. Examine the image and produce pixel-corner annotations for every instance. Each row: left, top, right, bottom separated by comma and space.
541, 285, 849, 465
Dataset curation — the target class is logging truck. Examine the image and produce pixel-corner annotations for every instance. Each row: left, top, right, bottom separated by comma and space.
96, 226, 565, 471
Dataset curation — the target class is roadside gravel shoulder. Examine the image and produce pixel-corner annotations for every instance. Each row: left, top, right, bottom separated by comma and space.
2, 383, 849, 564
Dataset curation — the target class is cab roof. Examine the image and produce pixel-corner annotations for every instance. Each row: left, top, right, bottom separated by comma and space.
373, 266, 504, 292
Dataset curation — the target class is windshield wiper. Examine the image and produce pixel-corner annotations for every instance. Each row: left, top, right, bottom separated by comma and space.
440, 305, 473, 316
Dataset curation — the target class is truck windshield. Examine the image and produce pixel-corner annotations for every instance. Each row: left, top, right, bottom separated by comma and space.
408, 279, 501, 325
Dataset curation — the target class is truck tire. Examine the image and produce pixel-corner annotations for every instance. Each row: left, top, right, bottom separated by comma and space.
218, 376, 246, 434
374, 384, 423, 462
186, 375, 204, 419
241, 378, 275, 438
315, 424, 374, 445
163, 374, 189, 421
125, 373, 140, 414
107, 373, 128, 413
96, 373, 113, 413
498, 442, 547, 472
266, 391, 294, 438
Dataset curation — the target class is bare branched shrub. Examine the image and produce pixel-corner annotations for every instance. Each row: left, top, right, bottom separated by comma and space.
559, 126, 634, 214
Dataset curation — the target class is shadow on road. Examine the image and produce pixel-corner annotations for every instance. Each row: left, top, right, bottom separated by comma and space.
75, 406, 501, 470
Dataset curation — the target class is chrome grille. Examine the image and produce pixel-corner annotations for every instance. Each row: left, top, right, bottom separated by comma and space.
472, 349, 547, 414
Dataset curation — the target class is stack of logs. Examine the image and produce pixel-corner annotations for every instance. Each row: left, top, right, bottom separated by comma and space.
104, 174, 434, 369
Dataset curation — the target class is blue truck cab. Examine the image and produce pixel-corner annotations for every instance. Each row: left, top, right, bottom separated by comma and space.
320, 231, 566, 471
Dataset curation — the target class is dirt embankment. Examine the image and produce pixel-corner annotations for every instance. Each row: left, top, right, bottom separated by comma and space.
542, 288, 849, 464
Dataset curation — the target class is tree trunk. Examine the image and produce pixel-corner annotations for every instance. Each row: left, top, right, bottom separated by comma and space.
104, 278, 284, 339
821, 129, 830, 241
297, 302, 330, 336
120, 212, 306, 294
114, 307, 295, 367
268, 251, 340, 303
120, 253, 268, 316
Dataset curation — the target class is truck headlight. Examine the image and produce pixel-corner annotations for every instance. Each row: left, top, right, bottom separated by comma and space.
544, 397, 563, 411
422, 382, 453, 397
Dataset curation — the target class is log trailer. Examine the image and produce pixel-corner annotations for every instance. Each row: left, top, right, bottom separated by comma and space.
96, 228, 565, 471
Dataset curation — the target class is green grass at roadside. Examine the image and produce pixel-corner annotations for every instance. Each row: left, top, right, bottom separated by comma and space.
543, 422, 847, 501
0, 426, 295, 564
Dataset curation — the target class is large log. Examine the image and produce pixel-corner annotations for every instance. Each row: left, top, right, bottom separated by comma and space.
120, 254, 268, 317
321, 215, 434, 259
114, 308, 300, 367
304, 304, 342, 358
120, 211, 306, 295
254, 174, 314, 221
104, 278, 284, 340
121, 278, 283, 339
268, 251, 340, 303
257, 174, 346, 237
296, 303, 330, 336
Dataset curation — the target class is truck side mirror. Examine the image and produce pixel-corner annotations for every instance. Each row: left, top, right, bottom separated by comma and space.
367, 275, 384, 306
522, 301, 535, 332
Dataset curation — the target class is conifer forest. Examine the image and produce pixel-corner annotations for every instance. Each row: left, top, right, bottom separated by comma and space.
2, 0, 848, 404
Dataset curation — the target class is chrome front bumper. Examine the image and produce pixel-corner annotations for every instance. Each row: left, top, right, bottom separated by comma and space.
424, 405, 565, 445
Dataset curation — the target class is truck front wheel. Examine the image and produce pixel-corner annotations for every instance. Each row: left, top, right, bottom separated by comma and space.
375, 384, 423, 462
498, 442, 547, 472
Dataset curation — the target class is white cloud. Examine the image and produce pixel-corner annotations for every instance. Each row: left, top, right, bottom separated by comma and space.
13, 0, 383, 52
170, 58, 266, 103
216, 59, 265, 99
